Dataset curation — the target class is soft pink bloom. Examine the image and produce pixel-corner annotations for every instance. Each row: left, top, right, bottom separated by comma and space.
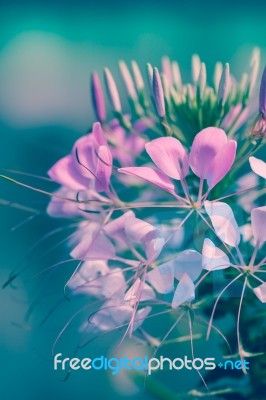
70, 221, 116, 260
104, 211, 165, 262
119, 127, 237, 192
202, 203, 266, 302
204, 201, 266, 247
81, 299, 151, 334
48, 122, 112, 193
202, 238, 231, 270
147, 250, 202, 308
67, 261, 126, 298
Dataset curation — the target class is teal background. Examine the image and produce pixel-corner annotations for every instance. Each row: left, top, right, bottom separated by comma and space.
0, 1, 266, 399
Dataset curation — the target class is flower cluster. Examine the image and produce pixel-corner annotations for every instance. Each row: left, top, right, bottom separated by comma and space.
40, 51, 266, 364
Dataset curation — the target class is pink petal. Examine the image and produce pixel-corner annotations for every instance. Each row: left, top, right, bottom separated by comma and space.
251, 206, 266, 242
145, 137, 189, 180
189, 127, 228, 179
101, 268, 127, 298
72, 127, 112, 192
118, 166, 175, 193
204, 201, 240, 247
67, 260, 109, 296
249, 156, 266, 179
90, 299, 133, 331
173, 250, 202, 281
92, 122, 107, 146
70, 222, 116, 260
202, 239, 231, 270
172, 273, 195, 308
104, 211, 135, 242
47, 188, 85, 218
206, 140, 237, 188
48, 155, 88, 190
124, 278, 155, 304
147, 263, 175, 293
94, 145, 113, 192
145, 237, 165, 261
124, 215, 156, 243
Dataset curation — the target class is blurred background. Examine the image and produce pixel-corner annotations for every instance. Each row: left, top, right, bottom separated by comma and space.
0, 1, 266, 399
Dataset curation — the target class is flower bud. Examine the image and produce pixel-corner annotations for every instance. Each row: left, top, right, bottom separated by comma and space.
104, 68, 122, 112
91, 72, 106, 122
172, 61, 182, 92
152, 67, 165, 118
162, 56, 172, 85
259, 66, 266, 116
217, 63, 230, 106
131, 60, 145, 90
119, 60, 137, 100
192, 54, 201, 83
146, 63, 153, 92
249, 47, 260, 96
213, 61, 223, 93
197, 62, 207, 100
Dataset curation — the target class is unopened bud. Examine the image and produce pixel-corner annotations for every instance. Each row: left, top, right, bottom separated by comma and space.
131, 60, 145, 90
119, 60, 137, 100
213, 61, 223, 93
146, 63, 153, 92
91, 72, 106, 122
172, 61, 182, 92
192, 54, 201, 83
198, 62, 207, 99
249, 47, 260, 96
217, 63, 230, 106
152, 67, 165, 117
104, 68, 121, 112
259, 66, 266, 116
162, 56, 173, 85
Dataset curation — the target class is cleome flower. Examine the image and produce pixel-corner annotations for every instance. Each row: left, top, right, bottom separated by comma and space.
119, 127, 237, 206
5, 51, 265, 377
202, 201, 266, 302
48, 122, 113, 193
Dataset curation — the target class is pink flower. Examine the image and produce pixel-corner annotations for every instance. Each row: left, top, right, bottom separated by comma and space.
67, 261, 127, 299
104, 211, 165, 262
48, 122, 112, 193
202, 202, 266, 302
147, 250, 202, 308
47, 187, 109, 219
81, 299, 151, 334
119, 127, 237, 195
